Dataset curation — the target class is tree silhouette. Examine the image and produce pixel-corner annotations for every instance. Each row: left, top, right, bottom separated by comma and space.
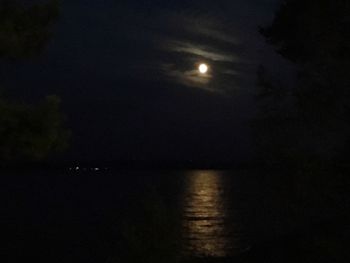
253, 0, 350, 225
256, 0, 350, 170
0, 0, 69, 163
0, 95, 69, 161
0, 0, 59, 59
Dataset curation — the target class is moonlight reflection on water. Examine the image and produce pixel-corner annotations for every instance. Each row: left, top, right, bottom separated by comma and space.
182, 170, 235, 257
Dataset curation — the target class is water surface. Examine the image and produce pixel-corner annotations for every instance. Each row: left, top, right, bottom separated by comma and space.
4, 170, 273, 262
182, 170, 248, 257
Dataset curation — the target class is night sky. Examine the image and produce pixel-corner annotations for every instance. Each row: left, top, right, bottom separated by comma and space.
2, 0, 288, 163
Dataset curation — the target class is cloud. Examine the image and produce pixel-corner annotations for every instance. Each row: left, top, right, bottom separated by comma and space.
188, 26, 240, 45
161, 63, 224, 93
163, 40, 239, 63
148, 9, 246, 92
105, 1, 248, 93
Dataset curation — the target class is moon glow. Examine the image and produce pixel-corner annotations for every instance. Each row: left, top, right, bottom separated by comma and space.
199, 63, 208, 74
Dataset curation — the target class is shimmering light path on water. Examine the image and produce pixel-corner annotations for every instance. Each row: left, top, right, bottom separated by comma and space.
182, 170, 247, 257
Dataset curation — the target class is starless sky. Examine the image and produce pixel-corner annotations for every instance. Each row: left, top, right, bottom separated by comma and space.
3, 0, 288, 163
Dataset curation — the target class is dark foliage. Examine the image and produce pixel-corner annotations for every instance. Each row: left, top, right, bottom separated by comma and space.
0, 0, 59, 59
253, 4, 350, 254
260, 0, 350, 64
256, 0, 350, 170
0, 95, 69, 161
0, 0, 69, 163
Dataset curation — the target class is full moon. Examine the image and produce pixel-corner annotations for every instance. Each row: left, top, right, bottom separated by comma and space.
199, 63, 208, 74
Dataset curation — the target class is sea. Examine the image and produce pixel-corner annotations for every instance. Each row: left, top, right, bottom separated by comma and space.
3, 170, 289, 262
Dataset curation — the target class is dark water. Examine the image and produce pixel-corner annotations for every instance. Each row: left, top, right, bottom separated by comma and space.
4, 170, 281, 262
